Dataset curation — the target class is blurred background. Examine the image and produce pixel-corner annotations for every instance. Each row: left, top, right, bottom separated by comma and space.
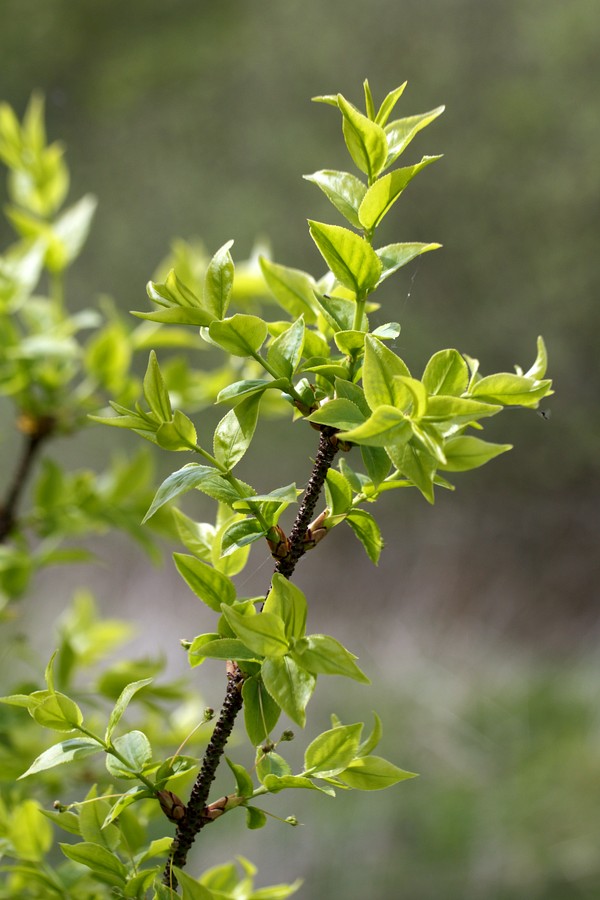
1, 0, 599, 897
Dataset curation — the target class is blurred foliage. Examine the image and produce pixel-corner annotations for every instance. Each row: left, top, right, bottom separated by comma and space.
0, 0, 598, 493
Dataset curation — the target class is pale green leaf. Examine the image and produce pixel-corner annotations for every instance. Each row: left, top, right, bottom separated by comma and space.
303, 169, 367, 228
308, 220, 382, 296
204, 239, 234, 319
261, 656, 316, 728
338, 755, 417, 790
304, 723, 363, 778
338, 94, 388, 179
384, 105, 445, 167
173, 553, 236, 611
358, 156, 441, 231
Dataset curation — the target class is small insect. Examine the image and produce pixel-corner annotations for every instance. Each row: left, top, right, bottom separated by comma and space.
538, 408, 551, 420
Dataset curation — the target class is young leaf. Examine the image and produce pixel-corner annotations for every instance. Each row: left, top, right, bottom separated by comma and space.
204, 239, 234, 319
338, 406, 411, 448
106, 730, 152, 778
345, 509, 383, 564
142, 350, 172, 422
358, 156, 441, 231
221, 605, 290, 658
19, 737, 103, 779
261, 656, 316, 728
293, 634, 370, 684
389, 442, 436, 503
225, 756, 254, 798
525, 335, 548, 380
337, 755, 417, 790
267, 317, 305, 379
143, 464, 217, 522
306, 398, 366, 431
190, 638, 259, 663
357, 712, 383, 757
303, 170, 367, 229
325, 468, 353, 516
246, 806, 268, 830
361, 445, 392, 488
173, 553, 237, 611
263, 774, 334, 796
384, 105, 445, 167
304, 723, 363, 778
376, 242, 441, 282
30, 691, 84, 732
374, 82, 408, 127
259, 256, 318, 322
363, 334, 411, 409
221, 518, 267, 556
256, 749, 292, 784
60, 842, 128, 887
242, 676, 281, 746
422, 348, 469, 396
469, 372, 552, 407
308, 220, 382, 296
155, 409, 197, 451
263, 574, 308, 641
439, 436, 512, 471
213, 393, 261, 470
217, 378, 288, 405
337, 94, 388, 180
105, 677, 153, 742
209, 314, 268, 357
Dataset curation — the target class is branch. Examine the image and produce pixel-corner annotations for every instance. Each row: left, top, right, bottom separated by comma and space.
161, 426, 340, 889
0, 418, 54, 543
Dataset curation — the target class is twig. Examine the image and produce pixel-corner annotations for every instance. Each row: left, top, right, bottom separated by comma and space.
0, 422, 53, 543
162, 426, 340, 889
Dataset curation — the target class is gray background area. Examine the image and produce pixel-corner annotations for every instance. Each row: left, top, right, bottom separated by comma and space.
1, 1, 599, 897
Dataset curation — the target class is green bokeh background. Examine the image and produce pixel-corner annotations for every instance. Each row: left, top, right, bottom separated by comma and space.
2, 1, 599, 897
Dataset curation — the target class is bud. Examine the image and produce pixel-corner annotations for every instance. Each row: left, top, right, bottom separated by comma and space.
279, 730, 295, 742
180, 638, 192, 650
157, 790, 186, 823
285, 815, 299, 826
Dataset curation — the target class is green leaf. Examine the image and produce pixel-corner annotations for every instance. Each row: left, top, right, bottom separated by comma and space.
267, 317, 305, 379
261, 656, 316, 728
304, 723, 363, 778
423, 395, 501, 425
45, 194, 97, 271
333, 329, 367, 355
143, 464, 217, 522
256, 749, 292, 784
217, 378, 288, 405
470, 372, 553, 407
19, 737, 103, 779
155, 409, 198, 451
262, 774, 334, 796
143, 351, 172, 422
209, 314, 268, 356
384, 105, 445, 167
303, 170, 367, 229
293, 634, 370, 684
102, 786, 150, 827
308, 221, 382, 296
390, 442, 436, 503
190, 638, 259, 664
439, 436, 512, 472
338, 94, 388, 180
376, 242, 441, 282
263, 574, 307, 641
242, 676, 281, 746
221, 518, 267, 556
357, 712, 383, 757
422, 348, 469, 396
361, 446, 391, 488
259, 257, 318, 322
306, 398, 366, 431
135, 304, 214, 326
246, 806, 268, 829
221, 605, 289, 658
225, 756, 254, 798
204, 239, 234, 319
30, 691, 84, 732
106, 730, 152, 778
345, 509, 383, 564
213, 393, 261, 470
338, 755, 417, 790
324, 468, 353, 516
358, 156, 441, 231
334, 378, 371, 416
60, 842, 127, 886
363, 334, 411, 409
105, 678, 153, 742
312, 290, 360, 332
363, 78, 375, 119
171, 868, 215, 899
173, 554, 236, 611
79, 787, 120, 851
8, 800, 53, 862
525, 335, 548, 380
338, 406, 411, 448
374, 82, 408, 127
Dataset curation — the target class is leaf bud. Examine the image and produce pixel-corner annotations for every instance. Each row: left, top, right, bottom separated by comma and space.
285, 816, 299, 826
279, 730, 295, 742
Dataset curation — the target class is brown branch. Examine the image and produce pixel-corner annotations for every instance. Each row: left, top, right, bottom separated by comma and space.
0, 419, 54, 543
162, 426, 340, 889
